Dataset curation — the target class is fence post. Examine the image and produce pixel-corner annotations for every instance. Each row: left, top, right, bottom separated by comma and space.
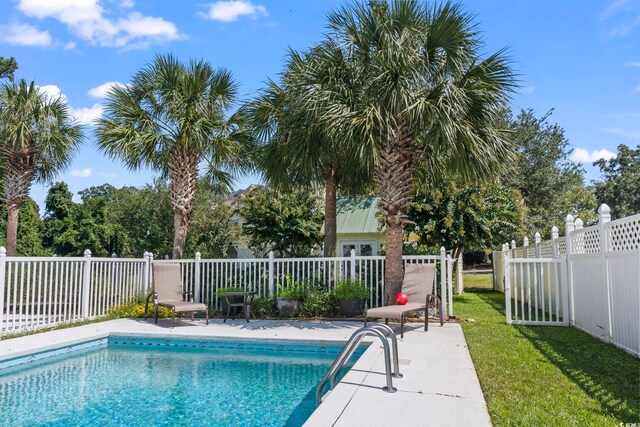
598, 204, 612, 341
565, 215, 575, 326
511, 240, 516, 258
0, 247, 5, 332
447, 252, 454, 315
350, 249, 356, 282
551, 226, 559, 258
523, 236, 529, 258
81, 249, 92, 319
504, 250, 512, 324
535, 233, 541, 258
440, 247, 447, 317
268, 251, 275, 296
194, 252, 201, 303
143, 252, 150, 292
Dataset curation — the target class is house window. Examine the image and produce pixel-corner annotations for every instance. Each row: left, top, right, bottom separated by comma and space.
339, 240, 378, 256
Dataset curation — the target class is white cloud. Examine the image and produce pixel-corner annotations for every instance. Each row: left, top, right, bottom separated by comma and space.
16, 0, 181, 49
600, 127, 640, 139
200, 1, 267, 22
119, 0, 134, 8
63, 41, 76, 50
88, 81, 126, 98
571, 148, 617, 163
71, 104, 104, 125
634, 84, 640, 92
627, 61, 640, 67
38, 84, 67, 101
70, 168, 93, 177
520, 86, 535, 94
0, 22, 52, 46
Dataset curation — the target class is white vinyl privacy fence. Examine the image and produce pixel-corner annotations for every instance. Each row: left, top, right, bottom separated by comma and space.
494, 204, 640, 357
1, 248, 454, 335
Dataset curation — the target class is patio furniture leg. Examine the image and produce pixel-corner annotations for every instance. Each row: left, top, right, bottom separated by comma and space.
385, 318, 388, 325
224, 297, 230, 323
205, 309, 209, 325
172, 308, 175, 328
400, 313, 405, 339
424, 308, 428, 331
154, 304, 158, 324
245, 304, 250, 323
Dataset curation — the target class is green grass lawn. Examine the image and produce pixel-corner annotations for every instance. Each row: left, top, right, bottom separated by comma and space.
456, 273, 639, 426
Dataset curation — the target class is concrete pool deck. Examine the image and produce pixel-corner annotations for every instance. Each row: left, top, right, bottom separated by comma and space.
0, 318, 490, 427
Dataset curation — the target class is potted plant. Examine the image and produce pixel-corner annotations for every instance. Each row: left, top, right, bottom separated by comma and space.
276, 276, 304, 317
333, 279, 369, 317
217, 286, 244, 315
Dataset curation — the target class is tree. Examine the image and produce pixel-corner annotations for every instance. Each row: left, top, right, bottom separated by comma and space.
0, 196, 46, 256
0, 57, 17, 80
0, 80, 83, 255
237, 186, 323, 257
248, 50, 372, 257
406, 183, 525, 259
185, 185, 238, 258
96, 54, 253, 259
287, 1, 515, 299
593, 144, 640, 219
501, 109, 597, 233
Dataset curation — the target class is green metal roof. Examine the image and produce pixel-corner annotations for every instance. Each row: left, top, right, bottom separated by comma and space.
335, 196, 383, 234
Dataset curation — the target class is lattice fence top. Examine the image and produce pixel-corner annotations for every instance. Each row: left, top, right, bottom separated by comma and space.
607, 214, 640, 251
571, 227, 601, 254
539, 241, 554, 258
557, 239, 567, 255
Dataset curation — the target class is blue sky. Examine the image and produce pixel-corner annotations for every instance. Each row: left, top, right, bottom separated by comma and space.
0, 0, 638, 211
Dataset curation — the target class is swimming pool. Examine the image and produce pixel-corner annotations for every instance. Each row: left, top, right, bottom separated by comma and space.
0, 335, 366, 427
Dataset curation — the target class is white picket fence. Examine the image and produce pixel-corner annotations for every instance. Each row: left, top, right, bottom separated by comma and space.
0, 248, 454, 335
494, 204, 640, 357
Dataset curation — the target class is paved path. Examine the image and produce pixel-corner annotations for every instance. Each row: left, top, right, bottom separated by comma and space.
0, 318, 491, 427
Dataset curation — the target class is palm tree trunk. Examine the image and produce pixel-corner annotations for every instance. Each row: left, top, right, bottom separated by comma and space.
376, 129, 414, 304
323, 171, 337, 257
6, 204, 19, 256
169, 146, 198, 259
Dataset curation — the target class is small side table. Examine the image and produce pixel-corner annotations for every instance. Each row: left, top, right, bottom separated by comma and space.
222, 291, 257, 323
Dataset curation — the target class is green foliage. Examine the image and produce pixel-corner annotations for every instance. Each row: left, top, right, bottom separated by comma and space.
237, 186, 323, 257
185, 185, 239, 258
0, 197, 47, 255
501, 109, 597, 234
252, 297, 278, 317
108, 296, 172, 319
333, 279, 369, 300
0, 57, 17, 80
300, 288, 337, 317
407, 182, 526, 253
593, 144, 640, 219
276, 276, 305, 298
216, 286, 243, 296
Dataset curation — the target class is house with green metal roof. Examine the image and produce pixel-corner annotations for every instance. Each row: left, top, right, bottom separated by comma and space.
334, 196, 385, 256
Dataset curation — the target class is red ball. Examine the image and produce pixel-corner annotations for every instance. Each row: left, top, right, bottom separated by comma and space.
395, 293, 408, 305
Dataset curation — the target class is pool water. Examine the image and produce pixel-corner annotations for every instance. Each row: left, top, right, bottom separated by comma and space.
0, 337, 363, 427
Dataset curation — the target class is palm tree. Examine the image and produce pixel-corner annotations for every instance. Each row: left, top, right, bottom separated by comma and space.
247, 49, 372, 257
289, 1, 516, 301
96, 54, 252, 259
0, 80, 83, 256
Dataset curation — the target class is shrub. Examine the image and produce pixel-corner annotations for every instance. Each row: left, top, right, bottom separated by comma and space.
252, 297, 278, 317
108, 301, 172, 319
333, 279, 369, 300
276, 275, 305, 298
300, 288, 338, 318
216, 286, 244, 297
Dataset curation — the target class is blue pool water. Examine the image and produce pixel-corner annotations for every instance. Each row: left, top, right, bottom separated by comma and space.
0, 336, 364, 427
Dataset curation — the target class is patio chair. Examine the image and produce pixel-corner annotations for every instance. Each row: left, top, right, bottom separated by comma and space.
144, 263, 209, 327
364, 263, 442, 338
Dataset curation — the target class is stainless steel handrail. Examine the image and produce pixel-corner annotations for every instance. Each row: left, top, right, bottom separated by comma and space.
328, 323, 402, 388
316, 325, 401, 404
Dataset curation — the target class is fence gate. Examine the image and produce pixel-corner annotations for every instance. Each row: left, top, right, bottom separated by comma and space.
504, 256, 569, 326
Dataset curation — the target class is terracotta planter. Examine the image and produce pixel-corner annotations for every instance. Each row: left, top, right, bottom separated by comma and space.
338, 298, 366, 317
277, 297, 302, 317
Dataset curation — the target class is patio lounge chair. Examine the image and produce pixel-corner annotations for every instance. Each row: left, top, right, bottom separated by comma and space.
144, 263, 209, 327
364, 263, 442, 338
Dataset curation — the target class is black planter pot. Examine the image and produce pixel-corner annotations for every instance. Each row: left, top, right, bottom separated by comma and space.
338, 299, 366, 317
277, 297, 302, 317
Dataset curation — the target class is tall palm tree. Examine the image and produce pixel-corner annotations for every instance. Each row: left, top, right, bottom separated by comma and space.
96, 54, 252, 259
290, 1, 516, 301
0, 80, 83, 256
247, 49, 372, 257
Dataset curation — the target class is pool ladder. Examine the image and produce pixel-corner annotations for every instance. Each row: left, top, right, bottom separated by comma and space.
316, 324, 402, 404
